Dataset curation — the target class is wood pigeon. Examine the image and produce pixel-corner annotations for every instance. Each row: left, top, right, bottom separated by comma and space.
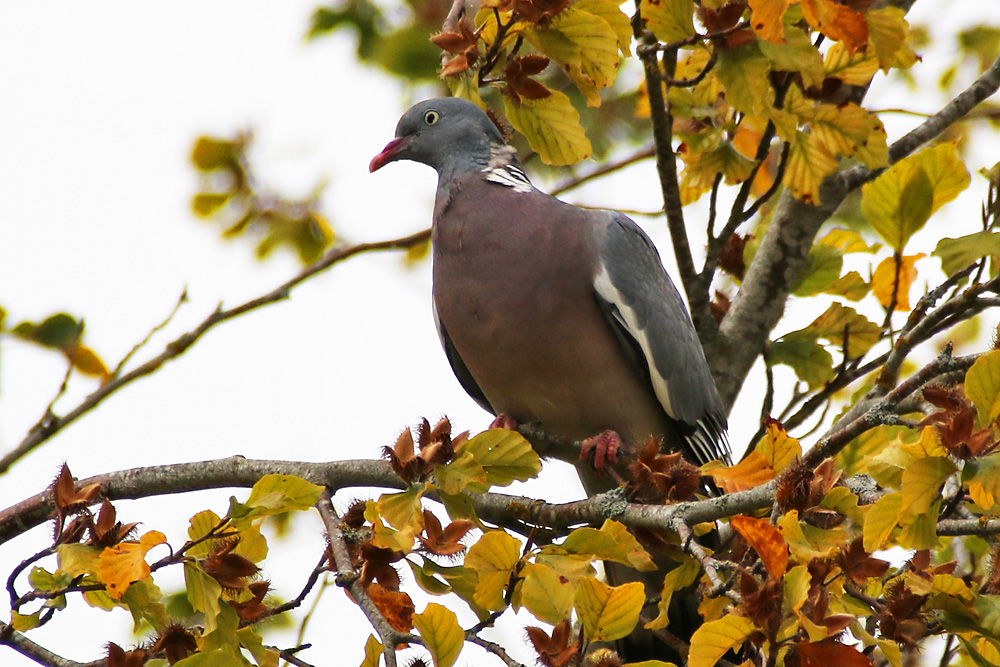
370, 97, 731, 480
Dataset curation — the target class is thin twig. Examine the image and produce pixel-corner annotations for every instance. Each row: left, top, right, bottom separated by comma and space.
550, 145, 655, 197
0, 228, 431, 474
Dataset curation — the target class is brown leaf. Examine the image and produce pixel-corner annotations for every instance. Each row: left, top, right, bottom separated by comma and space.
839, 538, 890, 586
52, 463, 101, 513
149, 624, 198, 665
525, 620, 579, 667
628, 438, 700, 501
792, 640, 873, 667
202, 540, 260, 591
358, 543, 405, 590
106, 643, 149, 667
368, 583, 415, 632
741, 571, 783, 639
230, 580, 271, 622
719, 232, 749, 280
418, 510, 473, 557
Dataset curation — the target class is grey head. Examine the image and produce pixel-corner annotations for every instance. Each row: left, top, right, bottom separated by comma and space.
369, 98, 511, 181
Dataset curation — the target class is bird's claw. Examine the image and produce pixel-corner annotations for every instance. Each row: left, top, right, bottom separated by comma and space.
580, 430, 622, 473
489, 413, 519, 431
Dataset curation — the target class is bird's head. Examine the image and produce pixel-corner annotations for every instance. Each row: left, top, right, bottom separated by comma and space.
369, 98, 508, 176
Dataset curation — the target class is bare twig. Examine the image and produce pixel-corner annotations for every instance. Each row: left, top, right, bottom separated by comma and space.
550, 145, 656, 197
0, 619, 90, 667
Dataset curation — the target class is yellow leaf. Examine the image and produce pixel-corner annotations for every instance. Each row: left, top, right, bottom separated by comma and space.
574, 578, 645, 642
783, 565, 811, 615
730, 515, 789, 579
183, 561, 224, 634
57, 544, 102, 578
792, 244, 843, 297
524, 8, 619, 106
932, 573, 974, 602
862, 143, 970, 251
645, 557, 700, 630
364, 500, 417, 552
769, 337, 836, 388
900, 456, 957, 515
464, 531, 521, 610
897, 499, 941, 550
777, 511, 849, 559
241, 474, 324, 518
573, 0, 632, 56
641, 0, 695, 43
825, 271, 870, 301
811, 103, 885, 168
791, 302, 881, 358
824, 41, 878, 86
863, 491, 902, 552
98, 530, 166, 600
623, 662, 679, 667
413, 603, 464, 667
70, 345, 111, 378
965, 350, 1000, 427
377, 486, 426, 532
434, 451, 487, 495
871, 254, 925, 310
518, 562, 575, 624
558, 520, 656, 571
687, 614, 754, 667
462, 429, 543, 489
800, 0, 868, 53
758, 421, 801, 472
866, 7, 917, 71
715, 44, 773, 115
748, 0, 789, 44
966, 453, 1000, 510
784, 130, 838, 204
10, 611, 41, 632
359, 635, 383, 667
187, 510, 223, 559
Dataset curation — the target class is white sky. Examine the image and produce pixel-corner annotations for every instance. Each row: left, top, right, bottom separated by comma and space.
1, 2, 998, 666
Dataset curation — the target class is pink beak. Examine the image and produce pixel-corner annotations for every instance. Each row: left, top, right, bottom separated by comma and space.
369, 137, 409, 172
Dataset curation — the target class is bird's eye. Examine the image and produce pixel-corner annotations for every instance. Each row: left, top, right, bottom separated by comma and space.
423, 110, 440, 125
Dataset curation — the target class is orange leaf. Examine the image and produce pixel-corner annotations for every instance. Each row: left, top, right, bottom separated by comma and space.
731, 515, 789, 579
368, 583, 415, 633
801, 0, 869, 53
708, 450, 776, 493
99, 530, 166, 600
748, 0, 789, 44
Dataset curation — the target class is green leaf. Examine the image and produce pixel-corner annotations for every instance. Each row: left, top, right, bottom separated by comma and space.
641, 0, 695, 43
759, 23, 825, 88
934, 231, 1000, 277
434, 451, 487, 495
792, 243, 843, 296
14, 313, 81, 349
236, 474, 323, 520
862, 143, 970, 250
173, 649, 246, 667
503, 91, 592, 166
462, 429, 541, 489
192, 193, 231, 218
359, 634, 384, 667
966, 350, 1000, 428
10, 611, 41, 632
183, 561, 223, 634
715, 43, 773, 115
824, 271, 870, 301
769, 337, 836, 388
413, 603, 464, 667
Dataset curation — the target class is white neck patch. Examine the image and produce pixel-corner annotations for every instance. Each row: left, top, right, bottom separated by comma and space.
483, 144, 534, 193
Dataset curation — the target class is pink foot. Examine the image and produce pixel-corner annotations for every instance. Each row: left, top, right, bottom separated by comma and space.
489, 413, 519, 431
580, 430, 622, 473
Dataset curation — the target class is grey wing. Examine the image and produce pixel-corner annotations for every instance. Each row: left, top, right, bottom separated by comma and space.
593, 213, 731, 466
432, 300, 495, 415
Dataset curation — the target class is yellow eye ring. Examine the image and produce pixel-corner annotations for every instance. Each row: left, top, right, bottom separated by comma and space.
424, 110, 440, 125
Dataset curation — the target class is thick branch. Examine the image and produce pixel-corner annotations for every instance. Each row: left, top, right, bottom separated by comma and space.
711, 54, 1000, 410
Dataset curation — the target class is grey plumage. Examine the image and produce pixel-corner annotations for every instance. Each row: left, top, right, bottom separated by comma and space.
371, 97, 730, 471
371, 96, 731, 663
